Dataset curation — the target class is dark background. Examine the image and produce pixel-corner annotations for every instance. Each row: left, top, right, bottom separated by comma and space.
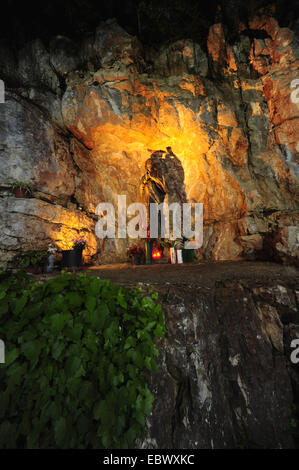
1, 0, 299, 48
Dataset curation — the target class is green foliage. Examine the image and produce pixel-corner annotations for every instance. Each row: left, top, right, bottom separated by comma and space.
0, 271, 165, 449
12, 181, 33, 194
10, 250, 48, 269
160, 238, 182, 249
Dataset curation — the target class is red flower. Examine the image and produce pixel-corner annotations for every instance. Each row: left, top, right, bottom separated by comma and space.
127, 245, 145, 256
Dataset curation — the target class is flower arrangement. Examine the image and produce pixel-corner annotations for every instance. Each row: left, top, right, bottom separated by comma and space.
46, 245, 56, 272
48, 244, 57, 254
160, 238, 183, 249
126, 245, 145, 257
160, 237, 184, 264
72, 238, 87, 250
12, 181, 33, 198
127, 245, 145, 265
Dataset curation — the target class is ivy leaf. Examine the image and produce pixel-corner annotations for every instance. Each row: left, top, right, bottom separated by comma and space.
54, 417, 66, 445
97, 302, 109, 329
0, 270, 165, 449
5, 347, 19, 366
0, 300, 9, 316
51, 341, 65, 361
65, 356, 82, 378
83, 330, 98, 352
14, 294, 28, 315
0, 290, 6, 300
86, 278, 101, 296
93, 400, 106, 421
21, 340, 42, 364
78, 381, 94, 401
144, 356, 153, 370
143, 392, 154, 415
117, 291, 127, 309
124, 336, 136, 350
144, 321, 157, 332
135, 410, 146, 427
85, 295, 97, 312
102, 431, 111, 448
48, 278, 68, 293
154, 323, 165, 337
66, 292, 83, 308
85, 308, 101, 328
49, 313, 70, 332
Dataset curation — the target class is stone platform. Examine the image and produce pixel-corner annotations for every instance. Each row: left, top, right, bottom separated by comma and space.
86, 260, 298, 286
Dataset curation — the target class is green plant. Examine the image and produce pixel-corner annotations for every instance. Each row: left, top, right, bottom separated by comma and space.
10, 250, 49, 269
12, 181, 33, 194
0, 271, 166, 449
160, 238, 182, 249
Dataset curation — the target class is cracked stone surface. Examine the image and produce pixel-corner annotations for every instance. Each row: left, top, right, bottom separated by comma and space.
144, 277, 299, 449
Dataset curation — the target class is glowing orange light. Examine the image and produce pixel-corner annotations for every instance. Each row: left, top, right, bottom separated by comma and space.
152, 250, 162, 259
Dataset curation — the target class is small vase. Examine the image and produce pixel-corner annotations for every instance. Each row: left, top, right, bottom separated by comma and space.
45, 254, 55, 273
176, 249, 183, 264
131, 254, 140, 265
145, 240, 153, 265
182, 249, 194, 263
62, 248, 82, 268
13, 188, 30, 198
169, 247, 176, 264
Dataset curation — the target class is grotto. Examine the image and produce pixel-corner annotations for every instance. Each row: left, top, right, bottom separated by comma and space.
0, 0, 299, 450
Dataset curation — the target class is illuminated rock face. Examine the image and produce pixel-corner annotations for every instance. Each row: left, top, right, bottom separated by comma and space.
0, 14, 298, 264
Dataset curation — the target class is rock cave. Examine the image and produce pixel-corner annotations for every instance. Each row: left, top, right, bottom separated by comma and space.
0, 0, 299, 450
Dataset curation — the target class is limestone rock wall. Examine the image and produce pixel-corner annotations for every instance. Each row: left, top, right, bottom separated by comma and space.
0, 13, 298, 264
145, 279, 299, 449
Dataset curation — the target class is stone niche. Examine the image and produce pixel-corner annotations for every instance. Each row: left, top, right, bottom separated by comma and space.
0, 14, 298, 265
